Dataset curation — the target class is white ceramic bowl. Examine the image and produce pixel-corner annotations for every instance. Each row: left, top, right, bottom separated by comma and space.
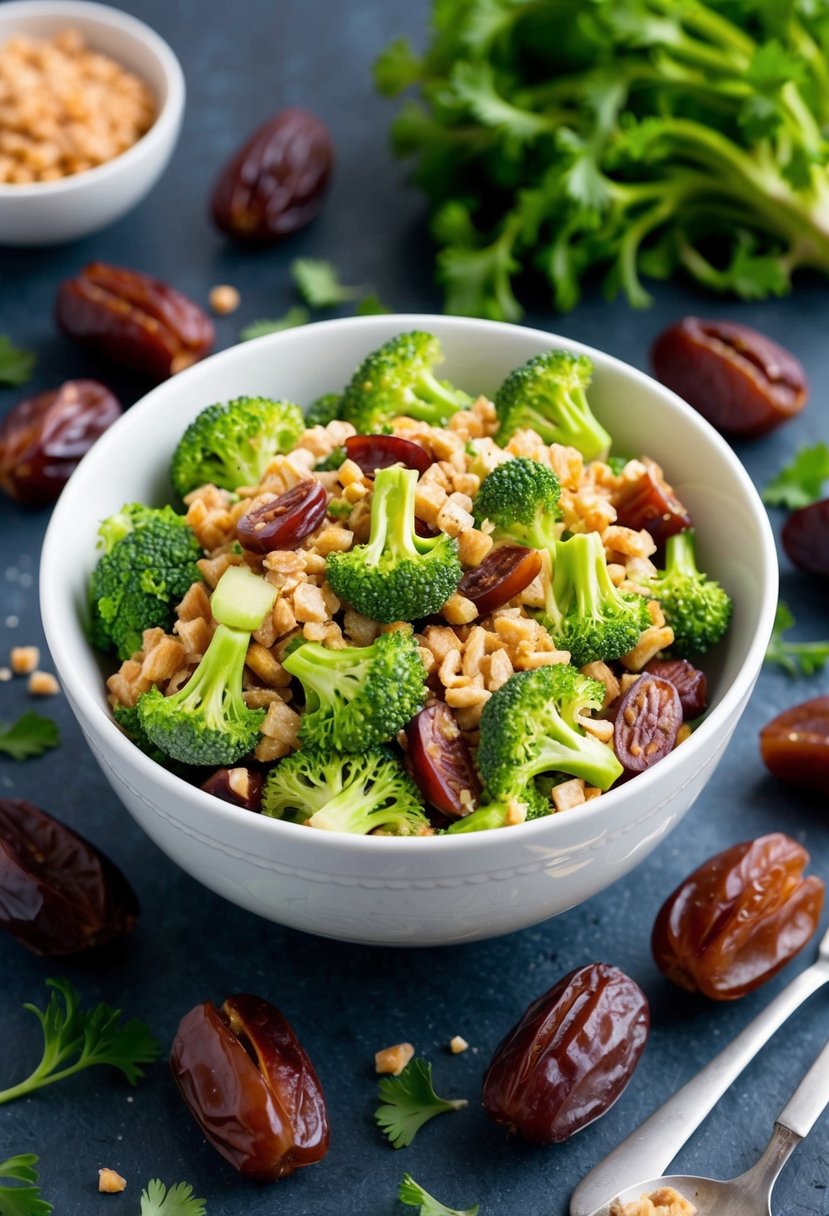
0, 1, 184, 245
41, 316, 778, 946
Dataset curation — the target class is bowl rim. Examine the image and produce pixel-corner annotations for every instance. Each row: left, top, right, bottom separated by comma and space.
41, 313, 779, 855
0, 0, 185, 199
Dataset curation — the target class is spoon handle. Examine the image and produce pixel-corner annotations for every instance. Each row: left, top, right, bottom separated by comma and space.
569, 956, 829, 1216
776, 1034, 829, 1138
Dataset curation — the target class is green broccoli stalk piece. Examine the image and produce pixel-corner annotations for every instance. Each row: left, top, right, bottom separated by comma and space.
262, 748, 430, 835
446, 783, 552, 834
341, 331, 471, 433
473, 457, 561, 548
88, 504, 203, 660
548, 531, 651, 666
495, 351, 611, 460
326, 465, 462, 623
136, 565, 276, 767
282, 631, 427, 752
476, 665, 623, 799
170, 396, 305, 497
304, 392, 343, 428
642, 529, 732, 657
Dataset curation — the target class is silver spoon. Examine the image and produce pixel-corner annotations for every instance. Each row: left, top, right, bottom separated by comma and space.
580, 1032, 829, 1216
571, 924, 829, 1216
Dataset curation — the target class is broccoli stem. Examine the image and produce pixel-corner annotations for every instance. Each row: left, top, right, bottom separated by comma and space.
446, 804, 509, 834
664, 529, 698, 579
175, 625, 249, 725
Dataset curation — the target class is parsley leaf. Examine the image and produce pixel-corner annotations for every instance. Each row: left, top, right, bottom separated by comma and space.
399, 1173, 479, 1216
355, 294, 391, 315
0, 1155, 53, 1216
240, 308, 310, 341
0, 336, 35, 387
763, 443, 829, 509
375, 1058, 467, 1148
0, 978, 160, 1106
0, 712, 60, 760
139, 1180, 206, 1216
374, 37, 422, 96
765, 601, 829, 677
291, 259, 364, 308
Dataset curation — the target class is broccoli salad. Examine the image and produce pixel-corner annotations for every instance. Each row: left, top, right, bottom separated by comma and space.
91, 331, 732, 835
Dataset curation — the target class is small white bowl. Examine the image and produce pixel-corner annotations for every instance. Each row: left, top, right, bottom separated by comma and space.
41, 316, 778, 946
0, 1, 184, 245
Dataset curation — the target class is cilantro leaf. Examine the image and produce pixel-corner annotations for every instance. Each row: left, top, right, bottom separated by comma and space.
448, 61, 549, 151
399, 1174, 479, 1216
0, 336, 35, 387
765, 601, 829, 677
0, 1155, 53, 1216
374, 37, 422, 96
0, 978, 160, 1106
763, 443, 829, 508
291, 259, 364, 308
375, 1058, 467, 1148
139, 1180, 206, 1216
239, 307, 310, 341
0, 712, 60, 760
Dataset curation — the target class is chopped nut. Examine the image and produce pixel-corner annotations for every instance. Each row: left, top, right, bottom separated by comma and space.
98, 1168, 127, 1194
28, 671, 60, 696
449, 1035, 469, 1054
208, 284, 241, 315
375, 1042, 415, 1075
551, 778, 587, 813
0, 667, 11, 682
609, 1187, 696, 1216
620, 624, 675, 672
442, 594, 478, 625
10, 645, 39, 675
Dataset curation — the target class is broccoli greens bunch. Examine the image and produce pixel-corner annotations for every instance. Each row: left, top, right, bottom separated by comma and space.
494, 351, 611, 459
376, 1, 829, 317
327, 464, 462, 623
340, 331, 470, 433
642, 530, 732, 656
171, 396, 305, 497
88, 504, 203, 661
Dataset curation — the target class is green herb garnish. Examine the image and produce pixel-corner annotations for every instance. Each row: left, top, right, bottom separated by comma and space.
240, 307, 310, 341
765, 601, 829, 677
0, 336, 35, 387
375, 1058, 467, 1148
139, 1180, 206, 1215
0, 1155, 53, 1216
292, 258, 364, 308
0, 712, 60, 760
763, 443, 829, 509
399, 1173, 479, 1216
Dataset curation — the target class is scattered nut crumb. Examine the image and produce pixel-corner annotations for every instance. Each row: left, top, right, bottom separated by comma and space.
10, 645, 39, 675
609, 1187, 696, 1216
0, 666, 11, 682
375, 1042, 415, 1075
98, 1168, 127, 1194
208, 284, 241, 315
449, 1035, 469, 1054
28, 670, 60, 696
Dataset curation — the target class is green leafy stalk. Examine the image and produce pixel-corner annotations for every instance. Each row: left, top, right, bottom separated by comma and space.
0, 979, 160, 1106
399, 1173, 479, 1216
0, 712, 59, 760
139, 1180, 206, 1216
765, 601, 829, 677
375, 1059, 467, 1149
763, 443, 829, 509
0, 1155, 53, 1216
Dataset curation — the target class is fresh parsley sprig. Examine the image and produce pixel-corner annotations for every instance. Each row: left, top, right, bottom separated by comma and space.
399, 1173, 479, 1216
0, 712, 60, 760
0, 1154, 53, 1216
0, 336, 35, 387
0, 979, 160, 1106
763, 443, 829, 509
376, 1058, 467, 1148
765, 602, 829, 677
291, 258, 365, 308
240, 307, 310, 341
139, 1179, 206, 1215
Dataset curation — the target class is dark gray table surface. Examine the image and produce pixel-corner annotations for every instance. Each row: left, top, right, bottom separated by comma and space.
1, 2, 828, 1213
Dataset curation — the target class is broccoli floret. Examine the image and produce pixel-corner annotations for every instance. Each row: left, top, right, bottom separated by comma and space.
262, 748, 429, 835
170, 396, 305, 497
282, 631, 427, 751
136, 566, 276, 766
326, 465, 462, 623
112, 703, 189, 776
341, 331, 470, 433
473, 457, 561, 548
88, 503, 203, 660
477, 665, 623, 798
642, 530, 732, 656
547, 531, 651, 666
495, 351, 611, 460
304, 392, 343, 428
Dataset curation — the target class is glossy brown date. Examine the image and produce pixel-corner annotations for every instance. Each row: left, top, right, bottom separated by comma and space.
0, 379, 121, 505
652, 834, 824, 1000
237, 479, 328, 553
760, 696, 829, 795
782, 500, 829, 576
201, 767, 263, 812
0, 798, 138, 955
344, 433, 431, 477
458, 545, 542, 616
644, 658, 708, 720
55, 262, 214, 381
170, 993, 329, 1180
405, 702, 481, 819
614, 461, 692, 549
211, 109, 333, 243
614, 675, 682, 775
651, 317, 807, 437
482, 963, 649, 1143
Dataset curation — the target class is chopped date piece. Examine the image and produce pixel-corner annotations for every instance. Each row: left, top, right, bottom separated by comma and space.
458, 545, 542, 616
644, 658, 708, 720
651, 318, 807, 438
782, 500, 829, 576
760, 696, 829, 795
652, 833, 824, 1000
615, 460, 691, 549
201, 767, 264, 812
406, 703, 480, 818
236, 480, 327, 553
345, 433, 431, 476
0, 798, 138, 955
614, 675, 682, 774
55, 263, 214, 381
482, 963, 649, 1143
170, 993, 329, 1180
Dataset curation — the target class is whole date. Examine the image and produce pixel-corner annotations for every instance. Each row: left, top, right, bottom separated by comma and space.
482, 963, 649, 1143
